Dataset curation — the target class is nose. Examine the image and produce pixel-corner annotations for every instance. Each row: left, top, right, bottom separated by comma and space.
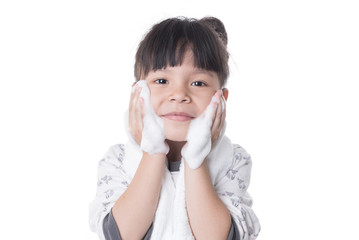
168, 86, 191, 103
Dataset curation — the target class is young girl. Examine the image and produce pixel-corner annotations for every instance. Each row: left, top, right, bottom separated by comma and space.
89, 16, 260, 240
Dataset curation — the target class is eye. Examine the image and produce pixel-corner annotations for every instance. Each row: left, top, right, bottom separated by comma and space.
155, 79, 168, 84
191, 81, 207, 87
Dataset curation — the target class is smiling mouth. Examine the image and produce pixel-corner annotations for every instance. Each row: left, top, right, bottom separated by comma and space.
162, 112, 194, 122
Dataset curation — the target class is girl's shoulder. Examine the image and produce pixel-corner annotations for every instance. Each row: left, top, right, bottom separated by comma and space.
106, 143, 126, 156
98, 143, 126, 169
232, 143, 251, 158
231, 143, 253, 168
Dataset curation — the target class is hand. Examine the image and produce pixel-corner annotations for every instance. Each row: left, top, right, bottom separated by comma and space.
129, 80, 169, 155
181, 90, 226, 169
210, 91, 227, 147
128, 83, 144, 146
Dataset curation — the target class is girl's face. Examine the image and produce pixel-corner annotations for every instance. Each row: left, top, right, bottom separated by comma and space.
143, 50, 224, 141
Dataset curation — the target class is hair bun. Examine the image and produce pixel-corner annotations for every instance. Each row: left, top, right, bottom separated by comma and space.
200, 17, 228, 46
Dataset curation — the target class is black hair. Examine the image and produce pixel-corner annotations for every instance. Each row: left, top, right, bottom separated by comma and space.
134, 16, 229, 87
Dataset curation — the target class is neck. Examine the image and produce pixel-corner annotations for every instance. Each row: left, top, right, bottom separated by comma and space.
165, 139, 186, 162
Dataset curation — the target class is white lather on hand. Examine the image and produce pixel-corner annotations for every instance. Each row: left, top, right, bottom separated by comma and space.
132, 80, 169, 155
182, 94, 225, 169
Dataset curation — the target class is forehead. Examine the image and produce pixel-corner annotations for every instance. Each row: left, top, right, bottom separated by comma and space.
151, 52, 213, 74
156, 50, 215, 75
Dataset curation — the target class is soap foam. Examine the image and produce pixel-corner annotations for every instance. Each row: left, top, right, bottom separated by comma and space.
182, 93, 225, 169
133, 80, 169, 155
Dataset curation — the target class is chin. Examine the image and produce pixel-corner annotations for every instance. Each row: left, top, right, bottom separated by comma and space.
163, 120, 189, 141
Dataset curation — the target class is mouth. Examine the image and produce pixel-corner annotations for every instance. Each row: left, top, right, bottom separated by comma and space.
162, 112, 194, 122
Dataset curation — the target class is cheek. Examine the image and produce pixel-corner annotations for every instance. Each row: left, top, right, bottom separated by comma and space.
193, 93, 215, 115
149, 93, 162, 114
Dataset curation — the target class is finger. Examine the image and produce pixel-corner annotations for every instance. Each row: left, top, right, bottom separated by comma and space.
211, 91, 222, 130
129, 87, 137, 126
135, 96, 144, 131
129, 84, 139, 109
129, 87, 140, 123
216, 93, 226, 129
221, 93, 227, 111
218, 107, 226, 133
134, 87, 144, 130
129, 87, 143, 143
212, 91, 227, 145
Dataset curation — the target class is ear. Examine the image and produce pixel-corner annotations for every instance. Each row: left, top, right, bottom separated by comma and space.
222, 88, 229, 101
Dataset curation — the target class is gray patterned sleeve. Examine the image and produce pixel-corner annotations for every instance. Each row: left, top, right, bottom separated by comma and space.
227, 215, 240, 240
103, 208, 153, 240
89, 144, 131, 239
103, 209, 121, 240
216, 144, 261, 239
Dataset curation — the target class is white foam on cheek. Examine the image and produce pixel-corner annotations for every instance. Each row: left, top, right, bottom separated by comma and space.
182, 95, 220, 169
133, 80, 169, 154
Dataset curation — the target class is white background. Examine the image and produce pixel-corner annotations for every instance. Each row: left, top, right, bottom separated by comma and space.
1, 0, 358, 239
